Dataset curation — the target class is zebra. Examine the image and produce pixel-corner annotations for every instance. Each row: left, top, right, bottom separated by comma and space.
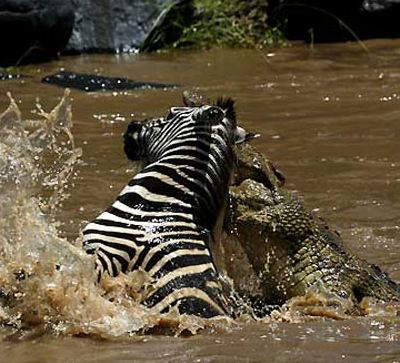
82, 97, 256, 318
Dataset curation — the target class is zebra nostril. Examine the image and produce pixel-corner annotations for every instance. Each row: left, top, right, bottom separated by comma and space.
197, 106, 224, 125
123, 121, 145, 161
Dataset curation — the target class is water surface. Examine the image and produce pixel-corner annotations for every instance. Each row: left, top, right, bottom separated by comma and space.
1, 39, 400, 362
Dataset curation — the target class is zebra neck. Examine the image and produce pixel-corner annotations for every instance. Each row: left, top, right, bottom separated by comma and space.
131, 155, 230, 230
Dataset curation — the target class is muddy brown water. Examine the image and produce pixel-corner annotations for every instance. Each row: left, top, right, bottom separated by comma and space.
1, 39, 400, 362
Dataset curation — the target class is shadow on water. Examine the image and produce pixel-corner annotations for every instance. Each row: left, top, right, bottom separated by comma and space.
0, 39, 400, 362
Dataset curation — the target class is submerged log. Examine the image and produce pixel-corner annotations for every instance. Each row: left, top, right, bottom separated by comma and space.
42, 71, 177, 92
0, 72, 24, 81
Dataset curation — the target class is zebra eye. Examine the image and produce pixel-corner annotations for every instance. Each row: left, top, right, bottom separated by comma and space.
196, 106, 224, 125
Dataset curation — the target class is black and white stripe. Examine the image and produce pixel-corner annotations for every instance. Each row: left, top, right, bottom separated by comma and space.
83, 99, 245, 318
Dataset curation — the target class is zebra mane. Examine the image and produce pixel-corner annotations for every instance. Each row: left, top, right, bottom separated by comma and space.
215, 97, 236, 123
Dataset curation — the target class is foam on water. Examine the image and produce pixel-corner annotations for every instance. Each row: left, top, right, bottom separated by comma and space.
0, 91, 233, 339
0, 90, 398, 342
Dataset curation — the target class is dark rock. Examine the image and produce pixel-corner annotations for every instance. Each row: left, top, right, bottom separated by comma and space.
0, 0, 75, 67
41, 71, 177, 92
269, 0, 400, 42
66, 0, 171, 53
140, 0, 196, 52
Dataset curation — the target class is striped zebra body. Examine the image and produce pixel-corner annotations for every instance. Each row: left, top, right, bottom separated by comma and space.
83, 100, 244, 318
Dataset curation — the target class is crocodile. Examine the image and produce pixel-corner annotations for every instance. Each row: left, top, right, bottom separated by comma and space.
177, 91, 400, 316
217, 143, 400, 314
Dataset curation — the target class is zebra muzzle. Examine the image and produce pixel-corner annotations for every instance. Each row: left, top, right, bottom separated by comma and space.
234, 126, 260, 144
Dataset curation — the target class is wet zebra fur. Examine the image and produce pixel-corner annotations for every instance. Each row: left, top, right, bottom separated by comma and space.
82, 98, 253, 318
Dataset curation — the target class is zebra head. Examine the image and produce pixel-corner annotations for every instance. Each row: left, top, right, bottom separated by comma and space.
124, 98, 258, 163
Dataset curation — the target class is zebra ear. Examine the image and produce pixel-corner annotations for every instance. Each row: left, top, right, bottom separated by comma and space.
234, 126, 260, 144
124, 121, 145, 160
215, 97, 236, 122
